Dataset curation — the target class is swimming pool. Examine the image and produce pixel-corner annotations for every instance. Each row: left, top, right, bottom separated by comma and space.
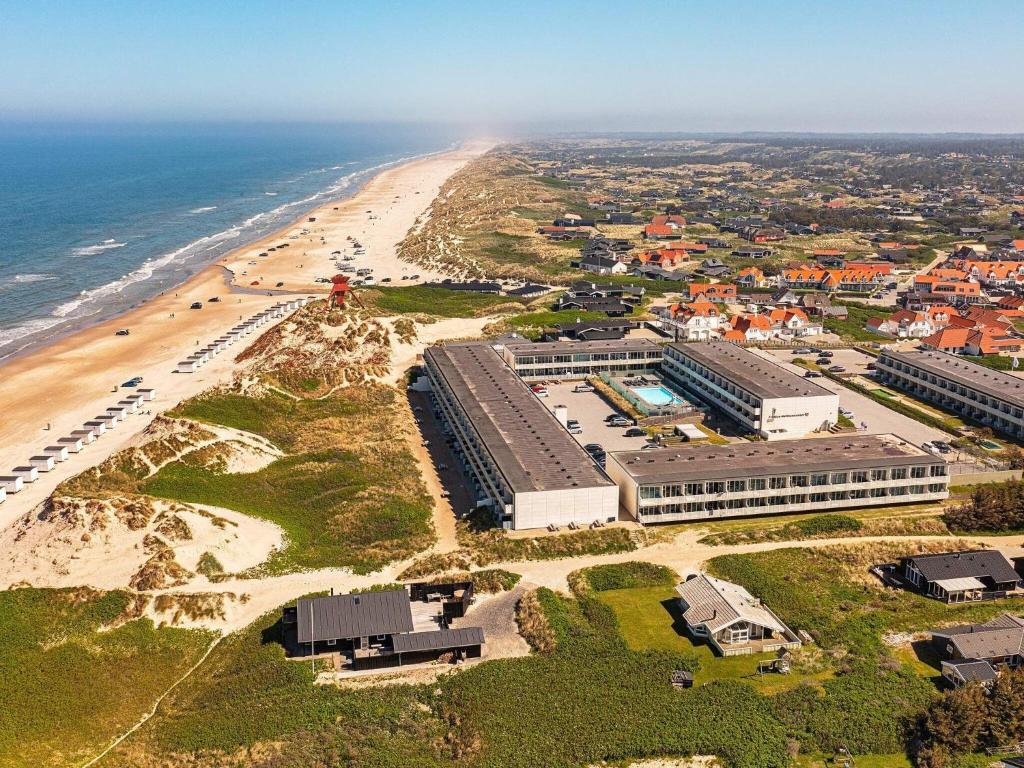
633, 385, 685, 407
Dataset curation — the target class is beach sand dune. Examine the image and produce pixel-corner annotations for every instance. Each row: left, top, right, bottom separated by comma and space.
0, 142, 493, 531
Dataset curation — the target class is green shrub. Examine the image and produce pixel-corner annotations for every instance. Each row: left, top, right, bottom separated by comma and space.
788, 514, 864, 537
572, 562, 677, 593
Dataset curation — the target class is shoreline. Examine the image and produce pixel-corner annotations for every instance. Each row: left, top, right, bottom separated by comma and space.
0, 147, 452, 367
0, 141, 492, 529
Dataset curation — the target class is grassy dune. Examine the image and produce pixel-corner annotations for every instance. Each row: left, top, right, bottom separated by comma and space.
0, 588, 210, 768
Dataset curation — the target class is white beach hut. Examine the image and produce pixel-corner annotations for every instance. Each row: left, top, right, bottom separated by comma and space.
13, 466, 39, 482
137, 388, 156, 401
176, 360, 197, 374
58, 436, 84, 453
107, 406, 129, 420
43, 445, 69, 462
81, 422, 105, 437
97, 413, 119, 428
0, 476, 24, 493
117, 399, 140, 413
30, 455, 55, 472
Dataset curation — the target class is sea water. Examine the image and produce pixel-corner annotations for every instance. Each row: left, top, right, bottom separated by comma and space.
0, 122, 457, 360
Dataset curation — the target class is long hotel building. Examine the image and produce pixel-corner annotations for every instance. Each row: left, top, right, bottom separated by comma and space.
875, 349, 1024, 440
423, 343, 619, 530
661, 341, 839, 440
497, 338, 663, 381
605, 434, 950, 524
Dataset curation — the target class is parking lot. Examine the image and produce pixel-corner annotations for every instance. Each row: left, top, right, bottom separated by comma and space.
534, 381, 653, 453
754, 348, 951, 448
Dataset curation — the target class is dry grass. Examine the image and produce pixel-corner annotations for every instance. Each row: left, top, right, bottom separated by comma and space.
515, 589, 555, 653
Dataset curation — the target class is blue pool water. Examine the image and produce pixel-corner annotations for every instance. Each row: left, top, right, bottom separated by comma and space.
633, 385, 684, 406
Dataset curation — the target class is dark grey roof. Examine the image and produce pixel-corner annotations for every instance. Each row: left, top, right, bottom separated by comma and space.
505, 283, 550, 297
296, 590, 414, 644
609, 433, 939, 484
933, 614, 1024, 661
879, 349, 1024, 409
667, 341, 835, 399
944, 659, 998, 683
391, 627, 485, 653
502, 339, 659, 356
424, 343, 614, 494
907, 550, 1021, 584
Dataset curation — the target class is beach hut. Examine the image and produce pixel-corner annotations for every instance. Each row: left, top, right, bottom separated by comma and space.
117, 399, 139, 414
58, 436, 84, 453
124, 393, 145, 406
107, 406, 129, 420
97, 413, 119, 428
43, 445, 69, 462
176, 360, 197, 374
80, 422, 105, 438
0, 476, 24, 493
13, 466, 39, 482
137, 388, 156, 401
30, 455, 55, 472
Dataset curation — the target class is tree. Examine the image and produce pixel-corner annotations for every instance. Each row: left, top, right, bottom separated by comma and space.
943, 479, 1024, 533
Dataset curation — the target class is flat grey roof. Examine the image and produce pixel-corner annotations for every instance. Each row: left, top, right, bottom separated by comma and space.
296, 589, 414, 644
501, 338, 661, 356
609, 433, 939, 483
667, 341, 834, 399
391, 627, 485, 653
424, 343, 614, 494
880, 349, 1024, 408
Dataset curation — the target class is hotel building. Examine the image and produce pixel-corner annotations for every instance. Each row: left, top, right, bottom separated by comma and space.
497, 338, 663, 381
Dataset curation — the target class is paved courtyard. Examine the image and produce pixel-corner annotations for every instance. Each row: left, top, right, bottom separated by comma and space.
535, 382, 653, 453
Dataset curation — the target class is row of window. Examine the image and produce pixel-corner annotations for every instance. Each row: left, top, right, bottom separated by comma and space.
514, 351, 659, 365
879, 360, 1024, 418
639, 485, 947, 515
637, 465, 947, 499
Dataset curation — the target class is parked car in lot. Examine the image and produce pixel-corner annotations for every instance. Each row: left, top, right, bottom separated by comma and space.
817, 351, 834, 358
640, 442, 661, 450
607, 415, 631, 427
583, 443, 604, 455
828, 365, 846, 373
531, 385, 548, 397
624, 427, 647, 438
816, 358, 831, 366
566, 419, 583, 435
573, 383, 595, 393
793, 348, 813, 355
804, 370, 822, 378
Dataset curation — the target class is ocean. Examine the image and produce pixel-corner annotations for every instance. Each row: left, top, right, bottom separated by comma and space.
0, 122, 456, 360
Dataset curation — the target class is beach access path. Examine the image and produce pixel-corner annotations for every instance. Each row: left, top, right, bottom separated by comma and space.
0, 142, 492, 530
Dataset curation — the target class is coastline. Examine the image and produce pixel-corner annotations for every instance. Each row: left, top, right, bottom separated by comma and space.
0, 147, 452, 366
0, 141, 492, 529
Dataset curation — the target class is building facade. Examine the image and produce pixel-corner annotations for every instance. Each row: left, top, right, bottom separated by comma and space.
605, 434, 950, 525
875, 349, 1024, 440
423, 343, 619, 530
497, 339, 663, 381
661, 341, 839, 440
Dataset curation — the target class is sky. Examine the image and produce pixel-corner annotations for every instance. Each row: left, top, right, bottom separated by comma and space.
0, 0, 1021, 134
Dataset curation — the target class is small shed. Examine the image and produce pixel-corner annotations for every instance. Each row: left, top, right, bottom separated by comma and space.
670, 670, 694, 689
43, 445, 69, 462
136, 388, 156, 401
12, 466, 39, 482
74, 426, 100, 441
0, 476, 24, 493
58, 436, 84, 453
29, 455, 55, 472
176, 360, 197, 374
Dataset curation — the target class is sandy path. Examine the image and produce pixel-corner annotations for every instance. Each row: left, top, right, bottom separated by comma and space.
0, 143, 492, 531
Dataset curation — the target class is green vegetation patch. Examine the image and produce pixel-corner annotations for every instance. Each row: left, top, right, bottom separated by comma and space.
152, 386, 435, 574
944, 478, 1024, 533
572, 561, 677, 592
0, 587, 210, 768
366, 285, 524, 318
824, 300, 894, 342
460, 523, 638, 566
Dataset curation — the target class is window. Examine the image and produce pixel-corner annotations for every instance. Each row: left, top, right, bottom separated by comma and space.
769, 476, 787, 489
810, 492, 828, 502
891, 468, 908, 480
727, 480, 746, 493
685, 482, 704, 496
707, 481, 725, 494
327, 638, 337, 646
790, 475, 809, 487
640, 486, 661, 499
811, 473, 829, 486
851, 471, 868, 483
831, 472, 848, 484
749, 478, 767, 491
911, 466, 927, 479
871, 469, 888, 481
930, 465, 948, 477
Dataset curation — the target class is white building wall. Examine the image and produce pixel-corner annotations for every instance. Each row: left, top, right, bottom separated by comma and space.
760, 393, 840, 440
513, 485, 620, 530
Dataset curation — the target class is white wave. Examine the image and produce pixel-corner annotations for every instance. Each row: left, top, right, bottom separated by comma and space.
264, 191, 278, 196
0, 315, 65, 352
189, 206, 218, 214
13, 273, 57, 284
71, 239, 127, 257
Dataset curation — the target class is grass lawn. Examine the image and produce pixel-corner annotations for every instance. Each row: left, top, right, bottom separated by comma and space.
596, 586, 832, 694
0, 587, 211, 768
824, 301, 894, 342
366, 285, 523, 317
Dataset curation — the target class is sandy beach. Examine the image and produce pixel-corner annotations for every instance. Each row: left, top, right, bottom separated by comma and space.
0, 141, 491, 529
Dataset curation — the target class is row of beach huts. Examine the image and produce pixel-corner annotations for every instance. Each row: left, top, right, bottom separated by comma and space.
0, 297, 317, 506
174, 297, 313, 374
0, 387, 157, 505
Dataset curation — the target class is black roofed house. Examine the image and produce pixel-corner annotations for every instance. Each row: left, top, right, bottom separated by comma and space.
556, 296, 633, 316
575, 253, 628, 276
283, 586, 485, 670
900, 550, 1022, 603
607, 212, 640, 225
732, 245, 774, 259
567, 281, 646, 302
548, 319, 631, 341
698, 237, 730, 249
930, 613, 1024, 688
424, 280, 502, 294
505, 283, 551, 299
696, 258, 732, 278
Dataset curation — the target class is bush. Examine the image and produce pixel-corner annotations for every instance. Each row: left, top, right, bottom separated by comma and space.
944, 479, 1024, 533
571, 562, 677, 594
788, 514, 863, 537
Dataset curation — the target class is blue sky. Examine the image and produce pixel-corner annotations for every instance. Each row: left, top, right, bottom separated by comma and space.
0, 0, 1020, 133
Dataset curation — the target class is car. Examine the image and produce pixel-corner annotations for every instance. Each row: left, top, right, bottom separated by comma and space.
249, 280, 260, 286
410, 274, 420, 280
817, 351, 834, 358
803, 370, 822, 378
381, 277, 392, 283
573, 383, 595, 393
607, 415, 631, 427
400, 275, 410, 280
583, 443, 604, 454
121, 377, 142, 387
208, 296, 221, 302
793, 348, 813, 355
275, 281, 284, 287
190, 301, 203, 309
531, 386, 548, 397
828, 365, 846, 373
840, 407, 854, 418
624, 427, 647, 438
935, 443, 953, 454
816, 358, 831, 366
115, 328, 130, 336
640, 442, 660, 450
567, 423, 583, 435
314, 277, 331, 284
